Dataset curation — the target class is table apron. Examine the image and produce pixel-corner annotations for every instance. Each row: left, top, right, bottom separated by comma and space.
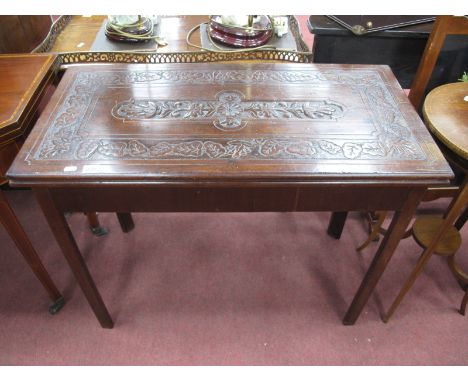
45, 185, 425, 213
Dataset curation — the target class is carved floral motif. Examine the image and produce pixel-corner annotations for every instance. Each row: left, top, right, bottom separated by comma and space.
74, 138, 394, 160
112, 91, 345, 131
86, 69, 329, 86
33, 68, 425, 162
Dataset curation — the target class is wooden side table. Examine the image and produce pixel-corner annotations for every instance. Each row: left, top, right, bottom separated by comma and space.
0, 53, 64, 313
384, 82, 468, 321
7, 63, 452, 328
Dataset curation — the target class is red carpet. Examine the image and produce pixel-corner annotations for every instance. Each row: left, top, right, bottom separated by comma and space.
0, 189, 467, 365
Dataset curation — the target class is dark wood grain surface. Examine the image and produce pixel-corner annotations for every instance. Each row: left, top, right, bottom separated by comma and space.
423, 82, 468, 160
0, 53, 57, 184
7, 62, 452, 186
0, 54, 57, 142
0, 16, 53, 53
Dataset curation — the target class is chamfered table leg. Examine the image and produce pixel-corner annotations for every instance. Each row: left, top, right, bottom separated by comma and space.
86, 212, 108, 236
0, 190, 64, 312
327, 211, 348, 239
116, 212, 135, 233
343, 188, 425, 325
34, 188, 114, 328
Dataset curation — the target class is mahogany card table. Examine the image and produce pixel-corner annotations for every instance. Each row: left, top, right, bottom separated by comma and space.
7, 62, 453, 328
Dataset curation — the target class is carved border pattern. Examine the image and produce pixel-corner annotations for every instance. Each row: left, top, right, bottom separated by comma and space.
75, 138, 392, 160
34, 68, 425, 161
112, 91, 345, 131
67, 69, 332, 86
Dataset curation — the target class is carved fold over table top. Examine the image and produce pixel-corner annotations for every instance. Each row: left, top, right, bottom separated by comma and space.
7, 63, 453, 185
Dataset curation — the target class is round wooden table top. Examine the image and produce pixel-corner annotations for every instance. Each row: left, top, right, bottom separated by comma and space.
423, 81, 468, 160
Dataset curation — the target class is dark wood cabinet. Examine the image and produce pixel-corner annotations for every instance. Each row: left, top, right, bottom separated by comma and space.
307, 16, 468, 90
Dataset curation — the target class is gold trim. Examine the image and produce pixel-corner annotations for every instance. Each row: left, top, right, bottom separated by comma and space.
57, 16, 311, 65
58, 48, 312, 66
289, 16, 310, 53
31, 16, 72, 53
